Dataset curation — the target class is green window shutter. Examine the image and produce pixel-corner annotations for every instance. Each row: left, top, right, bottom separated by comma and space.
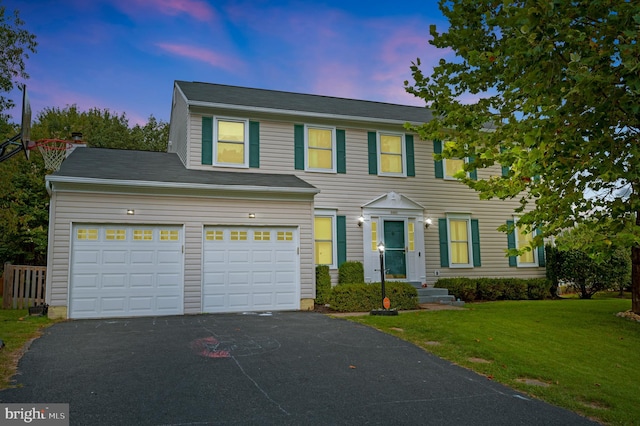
468, 155, 478, 180
471, 219, 481, 266
337, 129, 346, 174
367, 132, 377, 175
438, 218, 449, 267
337, 215, 347, 267
507, 220, 517, 266
434, 139, 444, 178
249, 121, 260, 168
502, 165, 510, 177
536, 228, 546, 267
405, 134, 415, 177
294, 124, 304, 170
202, 117, 213, 165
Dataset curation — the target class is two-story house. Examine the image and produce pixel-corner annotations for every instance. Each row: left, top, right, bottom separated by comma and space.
44, 81, 545, 319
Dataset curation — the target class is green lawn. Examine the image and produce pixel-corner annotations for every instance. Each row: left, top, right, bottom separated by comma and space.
350, 296, 640, 425
0, 305, 56, 389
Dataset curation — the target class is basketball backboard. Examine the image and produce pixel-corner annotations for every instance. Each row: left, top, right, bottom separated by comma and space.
20, 86, 32, 160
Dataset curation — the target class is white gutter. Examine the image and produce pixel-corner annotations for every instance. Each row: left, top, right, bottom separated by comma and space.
45, 174, 320, 195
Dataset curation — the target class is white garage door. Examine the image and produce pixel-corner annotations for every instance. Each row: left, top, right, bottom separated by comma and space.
203, 227, 299, 313
69, 224, 184, 319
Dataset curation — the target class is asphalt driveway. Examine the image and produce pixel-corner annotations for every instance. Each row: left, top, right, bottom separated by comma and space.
1, 312, 595, 425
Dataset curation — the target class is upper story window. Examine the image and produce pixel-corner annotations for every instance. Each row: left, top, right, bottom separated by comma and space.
443, 141, 466, 179
306, 126, 336, 172
379, 133, 405, 176
215, 118, 248, 167
434, 140, 477, 180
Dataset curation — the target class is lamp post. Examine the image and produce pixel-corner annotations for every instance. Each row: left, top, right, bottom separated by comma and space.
378, 241, 386, 307
371, 241, 398, 316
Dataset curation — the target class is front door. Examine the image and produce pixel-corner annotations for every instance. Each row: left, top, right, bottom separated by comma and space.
383, 220, 406, 279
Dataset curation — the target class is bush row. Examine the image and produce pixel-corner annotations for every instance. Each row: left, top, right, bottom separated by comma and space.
327, 281, 419, 312
435, 277, 552, 302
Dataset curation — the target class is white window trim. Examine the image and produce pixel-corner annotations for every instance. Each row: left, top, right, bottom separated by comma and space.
314, 209, 337, 269
514, 217, 539, 267
305, 125, 336, 173
443, 157, 469, 180
213, 117, 249, 168
377, 132, 406, 177
446, 213, 473, 268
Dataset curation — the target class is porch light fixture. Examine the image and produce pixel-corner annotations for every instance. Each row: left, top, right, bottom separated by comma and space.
357, 215, 365, 227
126, 209, 135, 215
248, 213, 256, 219
377, 241, 385, 253
425, 217, 433, 228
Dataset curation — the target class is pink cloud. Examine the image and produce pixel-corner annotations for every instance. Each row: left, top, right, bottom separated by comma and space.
112, 0, 216, 22
156, 43, 246, 73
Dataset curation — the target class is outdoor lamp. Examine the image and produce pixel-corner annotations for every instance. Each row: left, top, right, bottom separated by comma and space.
377, 241, 385, 253
358, 215, 365, 227
425, 217, 433, 228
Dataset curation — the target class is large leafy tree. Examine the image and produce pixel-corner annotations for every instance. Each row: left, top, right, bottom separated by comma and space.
405, 1, 640, 312
0, 4, 37, 114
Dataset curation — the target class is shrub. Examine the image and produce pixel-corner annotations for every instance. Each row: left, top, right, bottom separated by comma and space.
327, 282, 418, 312
338, 261, 364, 284
526, 278, 552, 300
435, 277, 552, 301
315, 265, 331, 305
434, 278, 477, 302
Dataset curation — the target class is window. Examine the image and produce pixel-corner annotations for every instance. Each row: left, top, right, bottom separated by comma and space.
438, 215, 481, 268
314, 210, 337, 267
408, 222, 415, 252
378, 133, 405, 176
277, 231, 293, 241
205, 230, 224, 241
449, 218, 471, 266
215, 118, 248, 167
134, 230, 153, 241
230, 231, 248, 241
306, 126, 336, 172
443, 142, 465, 179
105, 229, 126, 241
77, 228, 98, 241
160, 230, 179, 241
514, 219, 538, 266
254, 231, 271, 241
371, 221, 378, 252
434, 140, 477, 180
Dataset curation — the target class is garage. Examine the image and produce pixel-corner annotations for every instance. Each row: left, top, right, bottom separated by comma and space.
202, 226, 299, 313
69, 224, 184, 319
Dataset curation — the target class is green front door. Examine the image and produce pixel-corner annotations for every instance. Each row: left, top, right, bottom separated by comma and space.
383, 220, 406, 279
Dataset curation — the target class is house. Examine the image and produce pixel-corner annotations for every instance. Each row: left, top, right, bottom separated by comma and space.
44, 81, 546, 319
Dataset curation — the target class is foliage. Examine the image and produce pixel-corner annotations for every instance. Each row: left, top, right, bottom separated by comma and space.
315, 265, 331, 305
0, 5, 37, 114
552, 221, 632, 298
405, 0, 640, 312
435, 277, 551, 302
544, 244, 561, 297
352, 298, 640, 425
338, 261, 364, 284
31, 106, 169, 152
327, 282, 418, 312
0, 106, 170, 266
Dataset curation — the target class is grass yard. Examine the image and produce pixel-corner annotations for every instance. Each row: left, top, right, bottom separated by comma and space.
0, 305, 56, 389
350, 296, 640, 425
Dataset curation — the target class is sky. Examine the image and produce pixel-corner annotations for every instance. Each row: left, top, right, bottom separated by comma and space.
3, 0, 453, 127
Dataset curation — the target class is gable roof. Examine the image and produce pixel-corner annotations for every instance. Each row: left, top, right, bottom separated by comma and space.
47, 148, 318, 195
175, 81, 433, 125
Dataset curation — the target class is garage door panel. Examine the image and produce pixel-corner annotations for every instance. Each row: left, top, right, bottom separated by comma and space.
70, 224, 183, 319
130, 251, 154, 264
102, 274, 127, 288
103, 250, 128, 264
130, 274, 153, 288
203, 226, 299, 313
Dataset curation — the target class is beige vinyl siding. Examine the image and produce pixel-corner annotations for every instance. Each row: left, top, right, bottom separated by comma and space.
168, 86, 189, 166
47, 191, 313, 313
184, 115, 543, 284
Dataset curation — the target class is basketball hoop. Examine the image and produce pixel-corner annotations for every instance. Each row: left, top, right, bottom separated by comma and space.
32, 139, 74, 171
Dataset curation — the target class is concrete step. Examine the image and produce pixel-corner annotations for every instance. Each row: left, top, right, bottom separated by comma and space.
419, 294, 456, 304
417, 287, 450, 297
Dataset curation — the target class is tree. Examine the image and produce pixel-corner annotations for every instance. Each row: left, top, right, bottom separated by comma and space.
0, 4, 37, 113
405, 1, 640, 312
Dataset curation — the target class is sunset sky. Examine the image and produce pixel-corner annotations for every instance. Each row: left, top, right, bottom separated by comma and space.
4, 0, 453, 126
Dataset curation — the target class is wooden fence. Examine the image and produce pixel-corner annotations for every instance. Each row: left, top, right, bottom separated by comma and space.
2, 263, 47, 310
